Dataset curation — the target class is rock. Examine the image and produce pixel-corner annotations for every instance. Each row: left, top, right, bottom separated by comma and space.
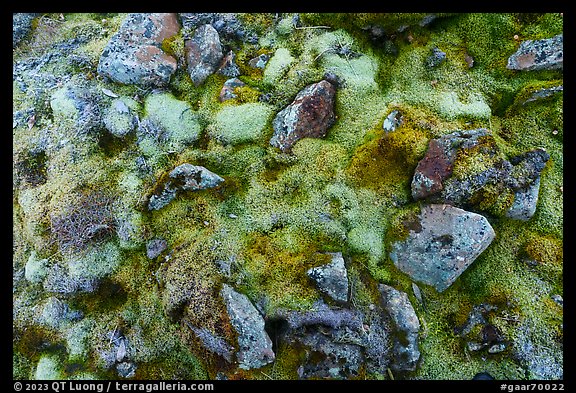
248, 54, 270, 69
390, 204, 495, 292
270, 80, 336, 152
103, 98, 138, 137
455, 303, 498, 336
50, 83, 102, 133
220, 284, 275, 370
116, 361, 137, 378
185, 24, 223, 86
507, 34, 563, 71
523, 85, 563, 105
307, 252, 349, 303
419, 14, 438, 27
98, 13, 180, 87
467, 341, 485, 352
411, 282, 423, 307
379, 284, 420, 372
551, 294, 563, 308
146, 238, 167, 259
505, 178, 541, 220
383, 110, 403, 132
13, 13, 38, 48
148, 164, 224, 211
488, 343, 507, 354
25, 252, 49, 284
180, 13, 258, 44
426, 46, 446, 68
36, 297, 83, 329
187, 324, 234, 362
217, 51, 240, 77
472, 372, 495, 380
219, 77, 246, 102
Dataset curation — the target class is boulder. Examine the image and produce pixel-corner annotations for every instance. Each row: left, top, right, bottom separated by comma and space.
270, 80, 336, 152
507, 34, 563, 71
98, 13, 180, 87
390, 204, 495, 292
220, 284, 275, 370
185, 24, 223, 86
307, 252, 349, 303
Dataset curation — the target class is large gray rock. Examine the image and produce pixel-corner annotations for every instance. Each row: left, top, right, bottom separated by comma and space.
270, 80, 336, 152
98, 13, 180, 87
307, 252, 349, 303
507, 34, 563, 71
148, 164, 224, 211
390, 204, 495, 292
379, 284, 420, 372
220, 284, 275, 370
185, 24, 223, 86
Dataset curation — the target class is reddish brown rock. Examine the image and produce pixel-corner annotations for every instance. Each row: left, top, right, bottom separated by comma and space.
270, 80, 336, 152
185, 24, 223, 86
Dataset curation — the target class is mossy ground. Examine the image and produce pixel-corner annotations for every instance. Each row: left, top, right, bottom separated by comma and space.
13, 12, 562, 380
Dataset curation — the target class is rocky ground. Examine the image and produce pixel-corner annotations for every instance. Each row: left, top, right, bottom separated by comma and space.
13, 13, 563, 380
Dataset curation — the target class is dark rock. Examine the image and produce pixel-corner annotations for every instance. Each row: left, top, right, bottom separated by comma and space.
523, 85, 563, 105
220, 284, 275, 370
217, 51, 240, 77
219, 77, 246, 102
279, 302, 363, 332
426, 47, 446, 68
148, 164, 224, 211
187, 323, 234, 362
383, 110, 403, 132
419, 14, 438, 27
185, 24, 223, 86
307, 252, 349, 303
116, 361, 137, 378
98, 13, 180, 87
472, 372, 495, 380
507, 34, 563, 71
488, 343, 507, 354
248, 54, 270, 69
454, 303, 498, 336
146, 238, 167, 259
270, 80, 336, 152
13, 13, 38, 48
379, 284, 420, 372
323, 71, 345, 88
180, 13, 258, 45
390, 204, 495, 292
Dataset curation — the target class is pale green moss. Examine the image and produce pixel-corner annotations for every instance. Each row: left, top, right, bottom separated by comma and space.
211, 103, 274, 145
65, 319, 94, 362
67, 241, 121, 281
35, 355, 64, 380
276, 16, 295, 36
263, 47, 295, 85
25, 251, 49, 284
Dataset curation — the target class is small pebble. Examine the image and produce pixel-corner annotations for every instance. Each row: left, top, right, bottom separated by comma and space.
229, 214, 238, 219
552, 129, 558, 135
514, 34, 519, 40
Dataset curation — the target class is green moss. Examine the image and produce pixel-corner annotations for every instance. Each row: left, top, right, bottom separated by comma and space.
210, 103, 274, 145
65, 319, 95, 362
524, 234, 562, 266
13, 351, 33, 380
263, 47, 296, 85
67, 241, 122, 281
25, 251, 49, 284
35, 354, 64, 380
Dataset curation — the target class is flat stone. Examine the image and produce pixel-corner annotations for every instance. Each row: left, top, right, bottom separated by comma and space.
307, 252, 349, 303
270, 80, 336, 152
98, 13, 180, 87
390, 204, 495, 292
185, 24, 223, 86
507, 34, 563, 71
220, 284, 275, 370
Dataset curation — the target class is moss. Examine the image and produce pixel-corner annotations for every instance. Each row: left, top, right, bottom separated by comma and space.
210, 103, 274, 145
524, 234, 563, 266
263, 47, 296, 85
25, 251, 49, 284
35, 354, 65, 380
13, 351, 33, 380
65, 319, 95, 362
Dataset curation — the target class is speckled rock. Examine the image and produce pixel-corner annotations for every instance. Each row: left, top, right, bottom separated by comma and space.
146, 238, 167, 259
13, 13, 38, 48
185, 24, 223, 86
270, 80, 336, 152
507, 34, 563, 71
390, 204, 495, 292
248, 54, 270, 69
379, 284, 420, 372
307, 252, 349, 303
383, 110, 403, 132
219, 77, 246, 102
148, 164, 224, 211
217, 50, 240, 77
426, 46, 446, 68
98, 13, 180, 87
220, 284, 275, 370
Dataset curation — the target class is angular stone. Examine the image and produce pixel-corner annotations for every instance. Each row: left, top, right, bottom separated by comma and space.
217, 50, 240, 77
390, 204, 495, 292
220, 284, 275, 370
248, 54, 270, 69
379, 284, 420, 372
270, 80, 336, 152
146, 238, 167, 259
185, 24, 223, 86
219, 77, 245, 102
506, 178, 541, 221
507, 34, 563, 71
307, 252, 349, 303
98, 13, 180, 87
383, 110, 403, 132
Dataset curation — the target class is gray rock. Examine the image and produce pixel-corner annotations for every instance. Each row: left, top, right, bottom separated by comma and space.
506, 178, 541, 221
103, 98, 138, 137
270, 80, 336, 152
217, 50, 240, 77
488, 343, 507, 354
187, 323, 234, 363
13, 13, 38, 48
523, 85, 563, 105
390, 204, 495, 292
180, 13, 258, 44
455, 303, 498, 336
513, 321, 563, 379
146, 238, 167, 259
307, 252, 349, 303
248, 54, 270, 69
116, 361, 137, 378
148, 164, 224, 211
426, 46, 446, 68
507, 34, 563, 71
220, 284, 275, 370
379, 284, 420, 372
185, 24, 223, 86
383, 110, 403, 132
419, 14, 438, 27
467, 341, 486, 352
98, 13, 180, 87
219, 77, 246, 102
